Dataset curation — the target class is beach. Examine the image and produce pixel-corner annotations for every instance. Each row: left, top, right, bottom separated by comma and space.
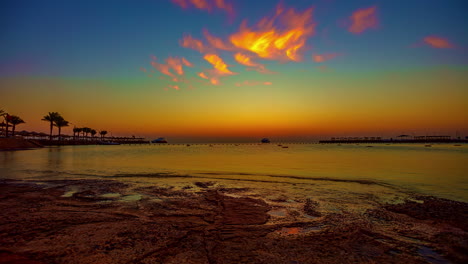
0, 177, 467, 264
1, 144, 467, 263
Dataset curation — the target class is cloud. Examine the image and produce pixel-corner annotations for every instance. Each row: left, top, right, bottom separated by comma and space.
198, 72, 209, 79
348, 6, 378, 34
229, 4, 316, 61
168, 84, 180, 90
203, 29, 233, 50
423, 36, 454, 49
235, 80, 273, 87
312, 53, 339, 63
151, 61, 177, 81
233, 53, 271, 73
172, 0, 234, 16
150, 56, 192, 81
203, 54, 236, 75
166, 57, 184, 75
181, 34, 209, 53
140, 67, 147, 73
181, 57, 193, 67
203, 54, 236, 85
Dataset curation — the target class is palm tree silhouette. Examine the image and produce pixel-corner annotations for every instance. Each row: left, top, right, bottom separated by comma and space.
90, 129, 97, 139
0, 109, 7, 137
9, 115, 25, 137
99, 130, 108, 140
42, 112, 61, 140
73, 127, 80, 140
54, 116, 69, 140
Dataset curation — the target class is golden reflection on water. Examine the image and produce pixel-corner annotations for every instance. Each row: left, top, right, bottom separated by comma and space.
0, 144, 467, 202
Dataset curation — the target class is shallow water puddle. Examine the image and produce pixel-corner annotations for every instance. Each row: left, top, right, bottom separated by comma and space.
418, 246, 449, 264
268, 209, 287, 217
61, 187, 79, 197
120, 194, 142, 202
278, 226, 322, 235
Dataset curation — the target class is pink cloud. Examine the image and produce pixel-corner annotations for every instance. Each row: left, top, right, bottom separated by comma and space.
172, 0, 234, 16
312, 53, 339, 63
235, 80, 273, 87
180, 34, 209, 53
348, 6, 378, 34
140, 67, 147, 73
423, 36, 454, 49
181, 57, 193, 67
168, 84, 180, 90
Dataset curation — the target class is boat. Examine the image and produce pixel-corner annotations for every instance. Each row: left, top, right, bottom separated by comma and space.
261, 138, 270, 143
152, 137, 168, 143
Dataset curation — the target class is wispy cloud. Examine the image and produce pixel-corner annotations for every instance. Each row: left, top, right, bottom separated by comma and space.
168, 84, 180, 90
348, 6, 378, 34
140, 67, 147, 73
182, 57, 194, 67
203, 54, 236, 85
204, 54, 236, 75
423, 36, 454, 49
312, 53, 339, 63
151, 61, 177, 81
150, 56, 193, 82
233, 53, 271, 73
172, 0, 234, 16
203, 29, 233, 51
235, 80, 273, 87
198, 72, 209, 79
229, 4, 315, 62
181, 34, 209, 53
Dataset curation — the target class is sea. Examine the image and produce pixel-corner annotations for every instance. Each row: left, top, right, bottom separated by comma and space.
1, 143, 467, 203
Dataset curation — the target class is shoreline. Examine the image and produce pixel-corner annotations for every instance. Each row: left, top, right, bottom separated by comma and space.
0, 178, 466, 263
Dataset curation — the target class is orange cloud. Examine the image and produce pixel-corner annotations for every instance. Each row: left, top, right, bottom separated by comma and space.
348, 6, 378, 34
150, 56, 192, 81
312, 53, 339, 63
203, 54, 235, 75
235, 80, 273, 87
172, 0, 233, 15
168, 85, 180, 90
166, 57, 184, 75
151, 61, 177, 81
233, 53, 271, 73
181, 34, 208, 53
181, 57, 193, 67
423, 36, 454, 49
229, 5, 315, 62
204, 29, 233, 50
198, 72, 209, 79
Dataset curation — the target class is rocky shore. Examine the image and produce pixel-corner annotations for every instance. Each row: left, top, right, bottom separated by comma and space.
0, 179, 466, 264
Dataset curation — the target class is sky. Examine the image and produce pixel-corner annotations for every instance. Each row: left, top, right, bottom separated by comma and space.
1, 0, 467, 142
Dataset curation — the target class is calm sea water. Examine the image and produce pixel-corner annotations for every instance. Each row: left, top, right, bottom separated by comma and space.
1, 143, 467, 202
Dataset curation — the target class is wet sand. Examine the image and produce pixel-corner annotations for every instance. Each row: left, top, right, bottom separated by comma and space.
0, 178, 467, 264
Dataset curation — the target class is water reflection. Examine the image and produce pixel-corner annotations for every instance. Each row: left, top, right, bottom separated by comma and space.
0, 144, 467, 201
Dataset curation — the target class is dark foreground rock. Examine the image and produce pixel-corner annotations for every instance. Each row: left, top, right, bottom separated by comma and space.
0, 179, 466, 264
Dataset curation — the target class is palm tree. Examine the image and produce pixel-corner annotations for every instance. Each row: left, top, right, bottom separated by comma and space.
99, 130, 108, 140
9, 115, 25, 137
82, 127, 91, 140
90, 129, 97, 139
73, 127, 80, 140
54, 116, 69, 140
42, 112, 61, 140
76, 128, 83, 140
0, 109, 7, 137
